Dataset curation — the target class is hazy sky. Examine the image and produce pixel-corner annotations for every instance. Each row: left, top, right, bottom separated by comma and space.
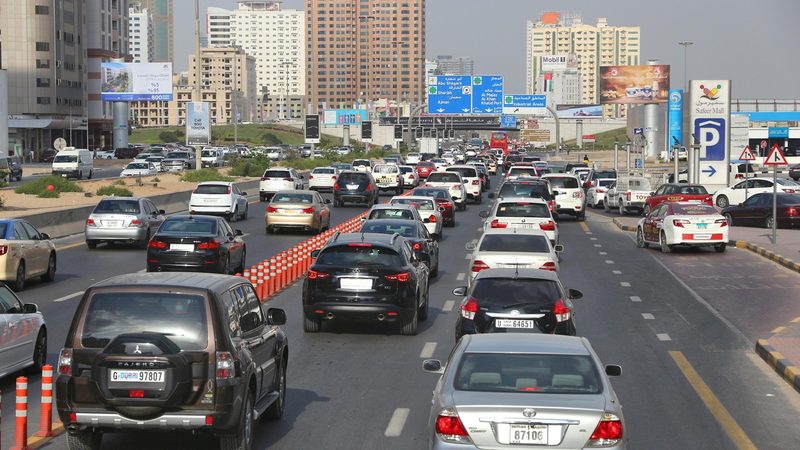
176, 0, 800, 99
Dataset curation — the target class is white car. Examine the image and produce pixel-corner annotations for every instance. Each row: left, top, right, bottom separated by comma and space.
406, 153, 422, 165
189, 181, 250, 222
430, 158, 448, 170
480, 197, 559, 245
144, 156, 164, 172
399, 165, 420, 188
372, 163, 404, 195
133, 152, 151, 162
587, 178, 616, 208
636, 202, 729, 253
352, 159, 373, 173
442, 152, 456, 165
259, 167, 304, 201
265, 147, 284, 161
467, 228, 562, 281
425, 171, 467, 211
95, 150, 116, 159
390, 196, 443, 237
0, 219, 57, 291
542, 174, 586, 220
0, 285, 47, 378
712, 177, 799, 208
308, 167, 339, 192
447, 165, 482, 204
604, 176, 652, 215
120, 162, 158, 177
506, 165, 540, 181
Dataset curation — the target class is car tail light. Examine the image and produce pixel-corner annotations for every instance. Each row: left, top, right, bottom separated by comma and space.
129, 390, 145, 398
553, 298, 571, 322
198, 241, 220, 250
435, 409, 471, 444
205, 415, 214, 426
540, 261, 557, 271
331, 175, 337, 180
334, 183, 340, 191
587, 181, 594, 187
216, 352, 235, 379
309, 175, 314, 179
86, 218, 96, 227
428, 215, 437, 223
267, 206, 278, 213
385, 272, 410, 282
472, 179, 480, 185
573, 190, 584, 199
626, 192, 632, 201
548, 200, 556, 211
307, 270, 330, 280
540, 221, 556, 231
0, 245, 8, 256
705, 195, 713, 204
715, 218, 729, 227
461, 297, 479, 320
597, 188, 606, 193
58, 348, 72, 376
787, 207, 799, 217
365, 183, 373, 191
148, 240, 167, 249
412, 242, 422, 251
128, 219, 143, 227
490, 219, 507, 228
301, 207, 315, 214
471, 260, 490, 273
673, 219, 690, 227
588, 412, 623, 446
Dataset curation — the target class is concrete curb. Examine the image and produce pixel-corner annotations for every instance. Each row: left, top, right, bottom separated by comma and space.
729, 240, 800, 274
611, 218, 637, 232
754, 321, 800, 394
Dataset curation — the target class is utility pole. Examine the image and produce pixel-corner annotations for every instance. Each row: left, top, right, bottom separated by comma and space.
678, 41, 694, 91
193, 0, 202, 169
233, 53, 238, 144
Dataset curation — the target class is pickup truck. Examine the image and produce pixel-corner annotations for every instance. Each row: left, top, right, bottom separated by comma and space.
162, 151, 195, 172
371, 164, 404, 195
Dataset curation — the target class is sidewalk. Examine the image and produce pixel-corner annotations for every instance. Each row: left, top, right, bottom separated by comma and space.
599, 211, 800, 393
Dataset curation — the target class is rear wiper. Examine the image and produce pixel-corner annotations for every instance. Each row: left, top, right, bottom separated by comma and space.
502, 302, 533, 309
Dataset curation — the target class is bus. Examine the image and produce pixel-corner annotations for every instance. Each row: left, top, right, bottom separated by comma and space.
489, 132, 509, 155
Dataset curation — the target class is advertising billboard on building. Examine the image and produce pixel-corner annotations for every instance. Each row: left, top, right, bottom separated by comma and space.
322, 109, 368, 125
540, 55, 569, 72
556, 104, 603, 119
101, 62, 173, 101
668, 89, 683, 146
599, 65, 670, 104
185, 102, 210, 146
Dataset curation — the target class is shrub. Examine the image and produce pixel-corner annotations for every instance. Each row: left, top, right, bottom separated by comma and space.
158, 131, 177, 142
261, 132, 281, 146
180, 168, 234, 183
37, 190, 60, 198
228, 155, 270, 177
96, 186, 134, 197
15, 176, 83, 196
112, 179, 127, 186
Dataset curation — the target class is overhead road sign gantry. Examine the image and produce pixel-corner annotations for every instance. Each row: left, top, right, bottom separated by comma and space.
471, 75, 504, 114
502, 94, 547, 115
427, 75, 472, 114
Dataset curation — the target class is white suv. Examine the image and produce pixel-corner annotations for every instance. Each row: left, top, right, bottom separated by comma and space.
542, 174, 586, 220
190, 182, 249, 222
405, 153, 422, 165
259, 168, 304, 201
446, 165, 482, 204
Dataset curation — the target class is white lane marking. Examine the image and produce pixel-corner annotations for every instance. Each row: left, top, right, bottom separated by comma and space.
476, 227, 483, 232
53, 291, 83, 303
605, 260, 614, 264
585, 231, 593, 235
612, 270, 622, 275
599, 251, 608, 255
420, 342, 437, 359
456, 273, 466, 281
465, 253, 472, 260
642, 313, 655, 320
620, 282, 631, 287
630, 296, 642, 302
443, 300, 455, 312
594, 244, 602, 248
384, 408, 410, 437
590, 237, 597, 241
657, 333, 672, 341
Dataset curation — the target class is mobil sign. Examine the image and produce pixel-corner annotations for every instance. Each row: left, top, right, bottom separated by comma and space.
689, 80, 731, 189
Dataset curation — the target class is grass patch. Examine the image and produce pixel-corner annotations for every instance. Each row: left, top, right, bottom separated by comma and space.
228, 155, 271, 177
15, 176, 83, 197
96, 186, 134, 197
112, 179, 127, 186
130, 123, 342, 148
180, 168, 234, 183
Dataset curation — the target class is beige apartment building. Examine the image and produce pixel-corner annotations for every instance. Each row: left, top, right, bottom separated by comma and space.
305, 0, 426, 113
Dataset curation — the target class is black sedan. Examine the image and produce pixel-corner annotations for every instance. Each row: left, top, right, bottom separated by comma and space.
790, 164, 800, 181
721, 192, 800, 229
359, 218, 439, 276
146, 215, 246, 273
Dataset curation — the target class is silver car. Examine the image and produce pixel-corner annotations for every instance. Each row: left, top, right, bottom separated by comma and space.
85, 197, 165, 249
0, 284, 46, 379
424, 334, 625, 449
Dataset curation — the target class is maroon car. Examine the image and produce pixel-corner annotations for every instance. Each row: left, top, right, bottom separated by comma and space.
415, 161, 436, 179
412, 186, 456, 227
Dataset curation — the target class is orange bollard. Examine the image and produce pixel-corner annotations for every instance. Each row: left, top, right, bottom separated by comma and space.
11, 376, 28, 450
35, 365, 54, 437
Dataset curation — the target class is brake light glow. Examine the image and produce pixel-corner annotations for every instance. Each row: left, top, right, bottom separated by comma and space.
148, 240, 167, 249
205, 416, 214, 426
428, 215, 437, 223
198, 241, 220, 250
714, 218, 729, 227
461, 297, 479, 320
334, 184, 340, 191
412, 242, 422, 251
787, 207, 799, 217
553, 298, 571, 322
588, 412, 623, 446
216, 352, 235, 379
435, 410, 471, 444
129, 390, 145, 398
301, 207, 315, 214
385, 272, 410, 282
540, 261, 557, 271
626, 192, 632, 201
86, 218, 96, 226
471, 260, 490, 273
57, 348, 72, 376
307, 270, 330, 280
129, 219, 142, 227
347, 242, 373, 247
673, 219, 690, 228
490, 219, 507, 228
540, 221, 556, 231
365, 183, 373, 191
267, 206, 278, 213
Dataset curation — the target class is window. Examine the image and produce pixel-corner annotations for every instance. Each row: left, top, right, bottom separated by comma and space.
0, 285, 24, 314
35, 5, 49, 14
222, 290, 242, 337
36, 42, 50, 52
36, 97, 51, 105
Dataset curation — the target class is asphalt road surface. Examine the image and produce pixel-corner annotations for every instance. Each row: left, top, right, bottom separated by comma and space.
3, 175, 800, 450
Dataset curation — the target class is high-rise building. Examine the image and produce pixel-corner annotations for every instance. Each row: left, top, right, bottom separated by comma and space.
526, 13, 640, 106
207, 1, 305, 120
129, 5, 154, 63
434, 55, 474, 76
140, 0, 172, 63
0, 0, 88, 156
87, 0, 130, 150
306, 0, 426, 113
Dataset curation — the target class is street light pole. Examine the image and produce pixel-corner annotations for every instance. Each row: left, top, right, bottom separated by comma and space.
678, 41, 694, 91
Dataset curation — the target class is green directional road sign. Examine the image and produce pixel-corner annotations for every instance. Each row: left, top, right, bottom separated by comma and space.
473, 76, 482, 85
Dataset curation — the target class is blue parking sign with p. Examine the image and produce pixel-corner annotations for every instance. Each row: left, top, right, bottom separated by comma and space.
694, 118, 726, 161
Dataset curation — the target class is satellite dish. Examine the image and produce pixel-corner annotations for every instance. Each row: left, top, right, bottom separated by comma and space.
53, 138, 67, 151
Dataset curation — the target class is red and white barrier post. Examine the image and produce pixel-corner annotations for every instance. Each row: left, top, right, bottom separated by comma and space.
11, 376, 29, 450
35, 364, 54, 437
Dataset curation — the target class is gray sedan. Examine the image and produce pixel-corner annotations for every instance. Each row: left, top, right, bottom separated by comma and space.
423, 334, 625, 449
85, 197, 165, 249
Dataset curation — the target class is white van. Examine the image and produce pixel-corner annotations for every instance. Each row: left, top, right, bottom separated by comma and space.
201, 148, 224, 168
52, 147, 93, 179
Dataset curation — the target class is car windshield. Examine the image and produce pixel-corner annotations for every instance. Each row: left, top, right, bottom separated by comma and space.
479, 234, 550, 252
499, 183, 550, 199
263, 170, 291, 178
427, 173, 461, 183
272, 193, 313, 204
496, 202, 550, 218
316, 245, 403, 267
54, 155, 78, 163
672, 204, 717, 215
393, 198, 434, 211
454, 353, 601, 394
360, 222, 417, 238
369, 208, 414, 220
194, 184, 230, 195
126, 163, 149, 169
160, 218, 216, 234
448, 167, 478, 178
546, 177, 580, 189
413, 189, 448, 199
165, 152, 186, 159
81, 292, 208, 350
201, 150, 217, 157
94, 200, 140, 214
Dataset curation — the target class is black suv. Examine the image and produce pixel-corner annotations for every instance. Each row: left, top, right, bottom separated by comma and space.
56, 273, 288, 450
333, 170, 379, 207
453, 268, 581, 342
303, 232, 430, 335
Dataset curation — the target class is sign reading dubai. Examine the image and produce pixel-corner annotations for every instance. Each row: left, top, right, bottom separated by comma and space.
101, 62, 173, 101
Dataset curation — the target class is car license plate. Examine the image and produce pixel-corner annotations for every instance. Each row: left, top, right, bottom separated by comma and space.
697, 223, 708, 229
170, 243, 195, 252
509, 424, 548, 444
511, 223, 537, 229
203, 198, 219, 204
340, 278, 372, 291
694, 234, 712, 240
495, 319, 535, 329
103, 220, 123, 227
109, 369, 165, 383
347, 184, 359, 190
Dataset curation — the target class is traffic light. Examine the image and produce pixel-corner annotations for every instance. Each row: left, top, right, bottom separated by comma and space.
394, 124, 403, 141
305, 114, 320, 143
361, 120, 372, 141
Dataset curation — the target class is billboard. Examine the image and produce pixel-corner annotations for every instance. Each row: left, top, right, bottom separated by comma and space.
556, 104, 603, 119
101, 62, 173, 101
689, 80, 731, 188
668, 89, 683, 147
541, 55, 569, 71
185, 102, 210, 146
322, 109, 367, 125
305, 114, 320, 144
599, 65, 670, 104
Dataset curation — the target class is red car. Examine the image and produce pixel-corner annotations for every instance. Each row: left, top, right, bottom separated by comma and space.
415, 161, 436, 179
412, 186, 456, 227
644, 183, 712, 215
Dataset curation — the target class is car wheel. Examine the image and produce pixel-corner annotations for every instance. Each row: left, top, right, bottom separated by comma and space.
41, 253, 56, 282
418, 291, 429, 321
266, 226, 273, 234
724, 213, 733, 226
238, 249, 247, 273
263, 359, 286, 420
228, 209, 237, 223
303, 315, 321, 333
27, 329, 47, 373
619, 203, 625, 216
400, 308, 418, 336
219, 255, 230, 274
660, 232, 672, 253
242, 205, 248, 221
88, 170, 93, 179
260, 194, 266, 202
137, 228, 151, 249
577, 212, 586, 221
604, 200, 610, 213
715, 243, 727, 253
219, 388, 254, 450
765, 215, 775, 229
66, 428, 102, 450
475, 194, 482, 204
636, 228, 649, 248
716, 195, 729, 208
12, 261, 25, 291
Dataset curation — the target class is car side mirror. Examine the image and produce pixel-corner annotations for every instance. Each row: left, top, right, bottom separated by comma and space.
552, 190, 560, 196
267, 308, 287, 326
488, 193, 495, 199
324, 198, 331, 204
465, 242, 476, 251
234, 229, 243, 236
310, 249, 320, 258
40, 233, 51, 240
478, 211, 489, 219
452, 286, 467, 296
360, 216, 367, 222
650, 192, 655, 196
423, 359, 444, 374
23, 303, 39, 314
241, 191, 248, 196
568, 288, 583, 300
605, 365, 622, 377
554, 244, 564, 253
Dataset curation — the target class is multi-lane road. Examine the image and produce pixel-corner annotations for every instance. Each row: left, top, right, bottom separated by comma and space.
2, 174, 800, 449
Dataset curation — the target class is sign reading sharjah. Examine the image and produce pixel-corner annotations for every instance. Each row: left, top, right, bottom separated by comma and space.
101, 62, 173, 101
599, 65, 670, 104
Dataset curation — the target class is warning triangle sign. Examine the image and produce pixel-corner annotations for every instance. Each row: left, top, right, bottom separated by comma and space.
738, 146, 756, 161
764, 144, 788, 166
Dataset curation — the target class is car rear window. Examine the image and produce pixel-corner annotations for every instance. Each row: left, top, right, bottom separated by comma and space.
454, 353, 601, 394
399, 166, 413, 174
352, 160, 370, 167
499, 183, 550, 200
509, 168, 538, 177
671, 204, 717, 215
427, 173, 461, 183
160, 218, 216, 234
597, 179, 615, 187
546, 177, 580, 189
593, 171, 617, 179
272, 193, 313, 203
316, 245, 403, 267
369, 208, 415, 220
360, 221, 416, 238
628, 179, 652, 190
374, 165, 398, 174
94, 199, 141, 214
263, 170, 291, 178
496, 203, 550, 218
413, 188, 448, 199
194, 184, 230, 195
447, 167, 478, 178
313, 168, 335, 174
418, 162, 435, 168
338, 172, 368, 183
674, 186, 708, 195
472, 278, 562, 308
392, 198, 435, 211
479, 234, 550, 253
81, 292, 208, 350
